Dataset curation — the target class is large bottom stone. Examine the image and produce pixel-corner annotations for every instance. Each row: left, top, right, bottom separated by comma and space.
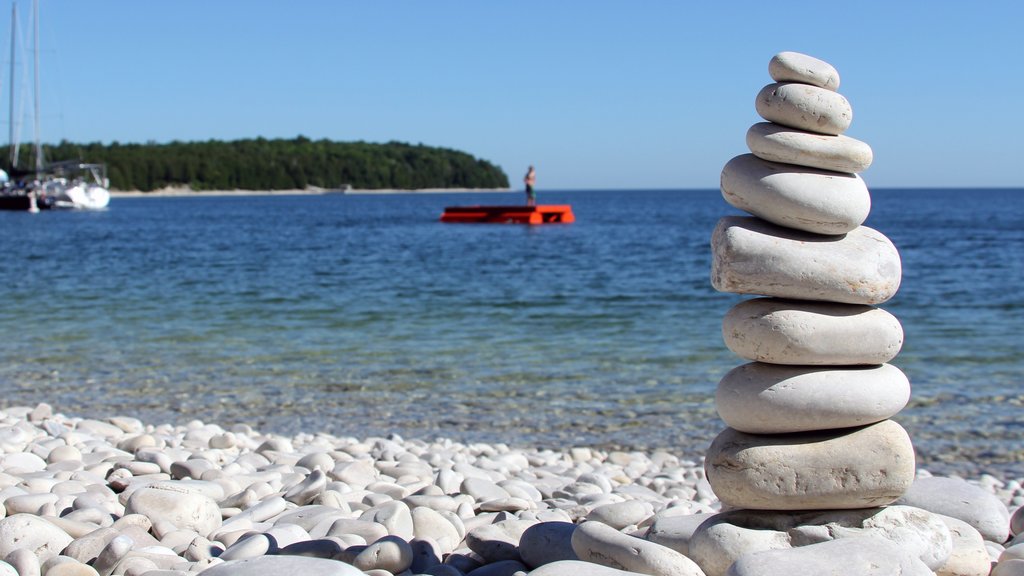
704, 420, 914, 510
688, 506, 952, 576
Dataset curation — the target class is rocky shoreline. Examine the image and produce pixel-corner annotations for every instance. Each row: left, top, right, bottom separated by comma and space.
0, 403, 1021, 576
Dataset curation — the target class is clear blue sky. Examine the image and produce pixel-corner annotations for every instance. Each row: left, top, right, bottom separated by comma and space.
10, 1, 1024, 189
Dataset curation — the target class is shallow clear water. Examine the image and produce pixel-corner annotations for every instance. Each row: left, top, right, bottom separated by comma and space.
1, 189, 1021, 476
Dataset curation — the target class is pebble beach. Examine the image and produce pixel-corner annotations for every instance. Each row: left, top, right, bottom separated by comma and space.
0, 403, 1022, 576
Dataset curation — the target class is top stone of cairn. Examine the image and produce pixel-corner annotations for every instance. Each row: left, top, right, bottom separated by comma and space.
769, 51, 840, 91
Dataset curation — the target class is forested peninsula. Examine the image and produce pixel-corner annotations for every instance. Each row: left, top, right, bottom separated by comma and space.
21, 137, 510, 192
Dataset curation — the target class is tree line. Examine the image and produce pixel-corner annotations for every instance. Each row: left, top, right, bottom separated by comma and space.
4, 137, 510, 192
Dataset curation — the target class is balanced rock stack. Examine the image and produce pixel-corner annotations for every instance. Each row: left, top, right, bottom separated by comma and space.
707, 51, 910, 509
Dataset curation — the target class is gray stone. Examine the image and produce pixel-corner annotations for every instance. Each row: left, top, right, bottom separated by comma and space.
722, 298, 903, 365
519, 521, 579, 568
715, 362, 910, 434
746, 122, 871, 174
645, 513, 718, 557
726, 536, 932, 576
897, 476, 1011, 542
467, 559, 528, 576
571, 520, 705, 576
768, 51, 840, 90
993, 559, 1024, 576
200, 555, 366, 576
465, 519, 535, 563
704, 420, 915, 510
721, 154, 870, 235
1013, 506, 1024, 537
711, 216, 902, 305
756, 82, 852, 136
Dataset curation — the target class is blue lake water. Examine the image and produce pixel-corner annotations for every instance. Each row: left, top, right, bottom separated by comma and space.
1, 188, 1021, 477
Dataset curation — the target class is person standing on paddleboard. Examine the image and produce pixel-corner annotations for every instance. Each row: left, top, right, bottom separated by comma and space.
524, 165, 536, 206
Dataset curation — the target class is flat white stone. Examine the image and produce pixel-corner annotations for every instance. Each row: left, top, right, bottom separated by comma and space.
746, 122, 872, 173
721, 154, 870, 234
704, 420, 915, 510
716, 363, 910, 434
711, 216, 902, 305
571, 520, 705, 576
723, 298, 903, 365
768, 51, 840, 90
200, 555, 366, 576
756, 82, 852, 135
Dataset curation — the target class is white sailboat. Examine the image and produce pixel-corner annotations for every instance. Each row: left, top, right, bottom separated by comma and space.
1, 0, 109, 211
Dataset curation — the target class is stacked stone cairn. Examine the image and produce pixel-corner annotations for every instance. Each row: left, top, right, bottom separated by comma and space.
692, 51, 959, 575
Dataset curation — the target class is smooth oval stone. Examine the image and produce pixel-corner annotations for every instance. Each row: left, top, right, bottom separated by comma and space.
711, 216, 902, 305
896, 476, 1011, 542
727, 536, 932, 576
571, 520, 704, 576
721, 154, 870, 234
519, 522, 579, 569
0, 514, 73, 562
746, 122, 872, 174
124, 487, 222, 538
723, 298, 903, 365
352, 535, 413, 573
705, 420, 915, 510
585, 501, 652, 530
768, 51, 840, 90
756, 82, 852, 136
528, 560, 653, 576
716, 363, 910, 434
465, 519, 536, 563
644, 513, 718, 557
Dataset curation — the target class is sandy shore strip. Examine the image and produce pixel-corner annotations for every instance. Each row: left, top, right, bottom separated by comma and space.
109, 186, 513, 198
0, 403, 1021, 575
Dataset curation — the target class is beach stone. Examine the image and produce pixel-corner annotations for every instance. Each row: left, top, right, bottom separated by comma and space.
124, 486, 222, 537
359, 500, 414, 540
41, 561, 99, 576
715, 362, 910, 434
468, 559, 528, 576
465, 519, 535, 563
935, 514, 991, 576
1013, 507, 1024, 537
727, 536, 932, 576
411, 507, 461, 553
746, 122, 872, 173
352, 535, 413, 573
571, 520, 705, 576
4, 548, 39, 576
722, 298, 903, 365
200, 555, 366, 576
519, 521, 579, 568
689, 506, 951, 576
897, 476, 1011, 542
645, 513, 718, 557
585, 501, 652, 530
528, 560, 654, 576
711, 216, 902, 305
755, 82, 852, 136
768, 51, 840, 90
705, 420, 915, 510
720, 154, 870, 235
0, 513, 73, 562
0, 561, 15, 576
992, 559, 1024, 576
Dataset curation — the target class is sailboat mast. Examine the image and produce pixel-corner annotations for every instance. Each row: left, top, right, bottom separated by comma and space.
32, 0, 41, 174
8, 2, 16, 168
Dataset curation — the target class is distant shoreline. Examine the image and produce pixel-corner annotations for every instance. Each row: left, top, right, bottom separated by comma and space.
109, 186, 514, 198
